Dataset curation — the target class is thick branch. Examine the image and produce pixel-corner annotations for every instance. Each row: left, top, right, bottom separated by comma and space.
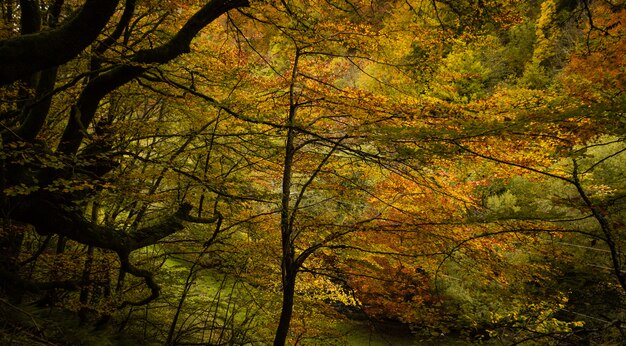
57, 0, 250, 155
9, 197, 221, 306
19, 197, 195, 253
0, 0, 120, 85
118, 254, 160, 307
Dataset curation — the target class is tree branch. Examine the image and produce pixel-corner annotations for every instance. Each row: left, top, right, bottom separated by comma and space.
19, 198, 197, 253
56, 0, 250, 155
0, 0, 120, 85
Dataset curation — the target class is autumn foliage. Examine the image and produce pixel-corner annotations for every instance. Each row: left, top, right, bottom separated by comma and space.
0, 0, 625, 344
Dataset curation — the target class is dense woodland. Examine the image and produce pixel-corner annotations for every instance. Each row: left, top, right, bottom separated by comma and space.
0, 0, 625, 344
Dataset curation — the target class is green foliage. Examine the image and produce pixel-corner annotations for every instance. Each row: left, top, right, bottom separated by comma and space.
2, 0, 626, 344
0, 300, 142, 346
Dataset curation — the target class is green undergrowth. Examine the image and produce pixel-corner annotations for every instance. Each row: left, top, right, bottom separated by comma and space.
0, 298, 141, 346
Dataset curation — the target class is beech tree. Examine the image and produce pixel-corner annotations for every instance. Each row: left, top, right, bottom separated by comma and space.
1, 0, 624, 344
0, 0, 249, 306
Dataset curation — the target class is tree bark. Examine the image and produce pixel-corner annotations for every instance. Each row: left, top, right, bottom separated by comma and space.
56, 0, 250, 155
15, 196, 194, 253
0, 0, 120, 85
13, 0, 63, 141
19, 0, 41, 35
273, 266, 297, 346
274, 50, 300, 346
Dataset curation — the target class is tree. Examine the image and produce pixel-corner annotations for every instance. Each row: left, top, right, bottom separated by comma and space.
406, 1, 626, 340
0, 0, 249, 309
2, 0, 623, 344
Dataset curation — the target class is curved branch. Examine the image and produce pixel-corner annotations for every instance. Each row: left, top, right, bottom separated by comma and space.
453, 141, 574, 183
118, 253, 160, 308
19, 197, 194, 253
0, 0, 120, 85
57, 0, 251, 155
12, 197, 222, 307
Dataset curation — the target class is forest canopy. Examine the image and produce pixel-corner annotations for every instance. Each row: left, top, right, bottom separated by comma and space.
1, 0, 625, 344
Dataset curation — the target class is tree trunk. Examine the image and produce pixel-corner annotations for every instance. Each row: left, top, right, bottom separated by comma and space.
79, 245, 94, 324
273, 49, 301, 346
273, 266, 297, 346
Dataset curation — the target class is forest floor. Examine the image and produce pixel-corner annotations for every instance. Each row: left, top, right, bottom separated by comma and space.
0, 298, 477, 345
